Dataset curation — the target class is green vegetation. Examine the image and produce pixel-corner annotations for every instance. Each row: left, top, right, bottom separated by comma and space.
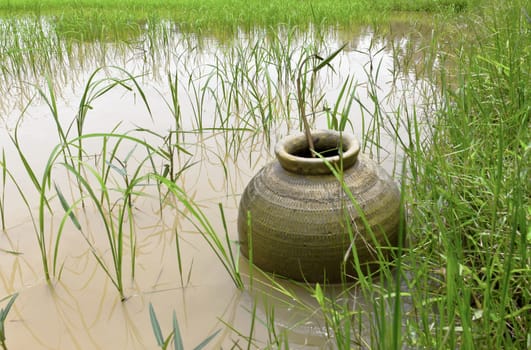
0, 0, 478, 39
0, 0, 529, 348
149, 303, 220, 350
0, 293, 17, 350
403, 1, 530, 346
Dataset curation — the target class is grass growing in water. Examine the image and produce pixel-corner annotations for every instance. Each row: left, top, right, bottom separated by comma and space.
149, 302, 220, 350
0, 0, 478, 34
217, 0, 529, 347
0, 0, 528, 348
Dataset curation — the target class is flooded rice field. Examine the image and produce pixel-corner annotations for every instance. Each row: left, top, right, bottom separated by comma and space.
0, 20, 435, 349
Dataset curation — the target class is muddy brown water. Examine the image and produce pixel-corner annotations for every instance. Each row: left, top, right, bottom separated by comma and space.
0, 22, 433, 349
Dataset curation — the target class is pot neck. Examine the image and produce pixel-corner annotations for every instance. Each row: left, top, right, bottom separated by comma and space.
274, 130, 360, 175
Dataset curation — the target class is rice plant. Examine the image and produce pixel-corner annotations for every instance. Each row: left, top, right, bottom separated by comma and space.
0, 0, 476, 35
50, 132, 165, 300
9, 67, 153, 291
295, 43, 346, 152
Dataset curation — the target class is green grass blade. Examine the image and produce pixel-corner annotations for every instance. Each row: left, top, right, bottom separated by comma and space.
0, 292, 18, 345
219, 203, 240, 280
0, 293, 18, 322
193, 329, 221, 350
172, 311, 184, 350
175, 229, 184, 286
54, 183, 82, 230
9, 120, 44, 196
149, 303, 164, 347
52, 190, 85, 276
313, 43, 347, 72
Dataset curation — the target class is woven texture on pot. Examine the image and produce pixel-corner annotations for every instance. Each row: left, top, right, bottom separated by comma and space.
238, 130, 401, 283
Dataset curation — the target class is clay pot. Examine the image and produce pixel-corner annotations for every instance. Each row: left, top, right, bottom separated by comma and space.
237, 130, 401, 282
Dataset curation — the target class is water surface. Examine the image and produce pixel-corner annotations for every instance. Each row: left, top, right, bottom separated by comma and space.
0, 20, 434, 349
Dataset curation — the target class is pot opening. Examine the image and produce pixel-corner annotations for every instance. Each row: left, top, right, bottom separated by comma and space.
290, 137, 345, 158
292, 146, 343, 158
275, 131, 359, 175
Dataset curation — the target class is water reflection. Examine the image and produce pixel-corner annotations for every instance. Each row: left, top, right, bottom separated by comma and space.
0, 19, 434, 349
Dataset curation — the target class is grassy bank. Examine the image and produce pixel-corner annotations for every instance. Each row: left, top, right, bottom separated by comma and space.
402, 0, 530, 347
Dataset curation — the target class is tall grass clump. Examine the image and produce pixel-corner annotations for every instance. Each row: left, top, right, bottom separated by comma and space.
402, 0, 530, 348
4, 67, 157, 299
51, 133, 162, 300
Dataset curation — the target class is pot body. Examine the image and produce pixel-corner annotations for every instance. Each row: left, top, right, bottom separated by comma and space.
237, 130, 401, 282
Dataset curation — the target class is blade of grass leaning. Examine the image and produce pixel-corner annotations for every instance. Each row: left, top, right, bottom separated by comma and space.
0, 292, 18, 350
8, 117, 47, 207
193, 329, 221, 350
53, 183, 85, 276
391, 160, 408, 350
0, 152, 39, 233
36, 76, 70, 149
312, 43, 347, 73
246, 298, 257, 350
174, 228, 185, 287
219, 203, 240, 280
54, 183, 82, 230
0, 249, 22, 255
172, 310, 184, 350
149, 303, 165, 347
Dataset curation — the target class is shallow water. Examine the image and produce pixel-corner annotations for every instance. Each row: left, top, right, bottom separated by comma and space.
0, 20, 434, 349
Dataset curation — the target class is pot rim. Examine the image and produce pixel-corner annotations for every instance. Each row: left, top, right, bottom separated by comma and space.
275, 129, 360, 175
